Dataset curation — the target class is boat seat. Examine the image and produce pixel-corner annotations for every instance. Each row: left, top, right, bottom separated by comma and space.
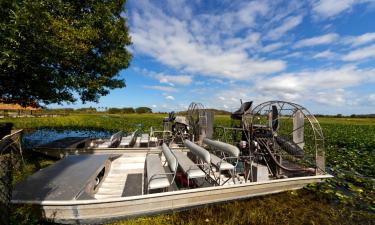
210, 153, 235, 171
231, 101, 252, 120
203, 138, 239, 185
172, 150, 206, 179
97, 131, 122, 148
184, 140, 211, 164
140, 133, 149, 147
119, 130, 138, 148
203, 138, 240, 158
146, 154, 170, 192
161, 143, 177, 173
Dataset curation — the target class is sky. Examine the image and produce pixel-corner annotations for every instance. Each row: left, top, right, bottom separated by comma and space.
54, 0, 375, 115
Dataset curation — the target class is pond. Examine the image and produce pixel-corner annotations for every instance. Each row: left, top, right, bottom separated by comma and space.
22, 129, 112, 150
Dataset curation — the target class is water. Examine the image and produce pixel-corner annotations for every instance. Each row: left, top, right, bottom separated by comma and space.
22, 129, 112, 150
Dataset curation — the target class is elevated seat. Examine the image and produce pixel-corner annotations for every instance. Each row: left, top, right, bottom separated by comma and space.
203, 138, 240, 158
210, 154, 235, 171
140, 133, 149, 147
231, 101, 252, 120
119, 130, 138, 148
171, 150, 206, 179
203, 138, 240, 185
146, 154, 170, 192
97, 131, 122, 148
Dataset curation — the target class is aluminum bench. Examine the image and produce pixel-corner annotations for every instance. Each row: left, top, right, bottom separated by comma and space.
140, 133, 149, 147
145, 154, 170, 193
97, 131, 122, 148
171, 150, 206, 187
203, 138, 240, 185
119, 130, 138, 148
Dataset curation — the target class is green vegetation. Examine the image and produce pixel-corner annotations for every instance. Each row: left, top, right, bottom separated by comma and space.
4, 115, 375, 225
2, 114, 166, 133
0, 0, 131, 106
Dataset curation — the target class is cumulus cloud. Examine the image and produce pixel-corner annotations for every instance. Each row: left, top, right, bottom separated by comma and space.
156, 74, 192, 86
130, 1, 286, 80
266, 15, 303, 40
165, 95, 175, 100
294, 33, 339, 48
312, 0, 374, 18
258, 66, 372, 91
262, 42, 286, 52
343, 32, 375, 47
135, 67, 193, 86
143, 85, 177, 92
313, 50, 337, 59
342, 44, 375, 61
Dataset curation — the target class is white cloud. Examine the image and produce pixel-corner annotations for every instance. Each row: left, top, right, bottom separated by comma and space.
165, 95, 175, 100
312, 0, 374, 18
130, 1, 286, 80
284, 52, 302, 58
262, 42, 285, 52
143, 85, 177, 92
258, 66, 372, 92
254, 66, 375, 105
368, 93, 375, 105
313, 50, 337, 59
152, 104, 157, 108
342, 44, 375, 61
136, 68, 193, 86
343, 32, 375, 47
266, 15, 303, 40
156, 74, 192, 86
294, 33, 338, 48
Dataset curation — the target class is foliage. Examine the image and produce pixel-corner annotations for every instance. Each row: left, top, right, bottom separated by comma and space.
75, 107, 97, 113
107, 107, 123, 114
109, 190, 374, 225
0, 0, 132, 106
3, 114, 166, 133
121, 107, 136, 114
135, 107, 152, 114
107, 107, 136, 114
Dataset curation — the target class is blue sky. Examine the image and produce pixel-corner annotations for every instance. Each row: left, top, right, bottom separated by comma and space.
55, 0, 375, 114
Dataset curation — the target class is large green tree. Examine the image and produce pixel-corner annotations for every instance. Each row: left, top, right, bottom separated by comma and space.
0, 0, 132, 106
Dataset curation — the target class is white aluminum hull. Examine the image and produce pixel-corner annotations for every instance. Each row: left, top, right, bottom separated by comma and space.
12, 175, 332, 224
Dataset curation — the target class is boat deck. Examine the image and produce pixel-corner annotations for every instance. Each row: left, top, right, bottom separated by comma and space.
11, 147, 332, 224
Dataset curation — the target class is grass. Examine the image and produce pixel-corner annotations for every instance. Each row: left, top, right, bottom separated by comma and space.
3, 114, 375, 225
109, 190, 375, 225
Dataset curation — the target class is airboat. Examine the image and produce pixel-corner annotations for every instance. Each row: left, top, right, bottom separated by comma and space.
10, 101, 332, 224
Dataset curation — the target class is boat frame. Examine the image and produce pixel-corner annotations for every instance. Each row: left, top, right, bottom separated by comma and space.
12, 173, 331, 224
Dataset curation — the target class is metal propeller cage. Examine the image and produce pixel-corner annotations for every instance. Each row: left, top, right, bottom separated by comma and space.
250, 101, 325, 175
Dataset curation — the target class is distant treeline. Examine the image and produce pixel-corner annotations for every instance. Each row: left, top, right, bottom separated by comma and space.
314, 114, 375, 118
176, 109, 231, 115
43, 107, 153, 114
40, 108, 374, 117
40, 107, 232, 115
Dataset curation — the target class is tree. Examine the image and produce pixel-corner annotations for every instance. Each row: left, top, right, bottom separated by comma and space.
122, 107, 135, 114
135, 107, 152, 114
107, 107, 122, 114
0, 0, 132, 106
